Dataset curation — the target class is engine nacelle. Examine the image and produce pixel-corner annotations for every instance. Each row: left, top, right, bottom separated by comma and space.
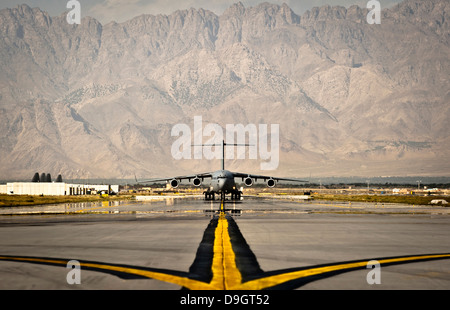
244, 177, 254, 187
267, 178, 276, 188
192, 177, 202, 187
170, 179, 179, 188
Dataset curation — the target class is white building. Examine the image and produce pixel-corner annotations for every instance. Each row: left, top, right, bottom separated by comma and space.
0, 182, 119, 196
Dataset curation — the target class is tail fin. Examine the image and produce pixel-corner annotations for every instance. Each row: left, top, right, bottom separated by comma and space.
192, 140, 252, 171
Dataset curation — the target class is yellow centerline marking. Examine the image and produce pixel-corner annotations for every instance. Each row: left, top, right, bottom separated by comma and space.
209, 212, 242, 290
1, 226, 450, 290
3, 252, 449, 290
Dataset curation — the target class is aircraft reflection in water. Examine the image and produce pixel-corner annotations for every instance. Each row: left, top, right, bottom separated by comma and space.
137, 140, 306, 201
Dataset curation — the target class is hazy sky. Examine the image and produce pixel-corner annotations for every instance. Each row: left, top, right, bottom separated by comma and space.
1, 0, 403, 23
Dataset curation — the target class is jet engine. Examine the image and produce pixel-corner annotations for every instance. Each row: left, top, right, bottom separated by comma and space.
192, 177, 202, 187
267, 178, 276, 188
244, 177, 254, 187
170, 179, 179, 188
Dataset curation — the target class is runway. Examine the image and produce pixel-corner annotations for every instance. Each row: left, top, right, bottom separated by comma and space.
0, 197, 449, 291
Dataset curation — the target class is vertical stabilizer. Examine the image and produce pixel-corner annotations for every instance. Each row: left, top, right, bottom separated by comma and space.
222, 140, 225, 170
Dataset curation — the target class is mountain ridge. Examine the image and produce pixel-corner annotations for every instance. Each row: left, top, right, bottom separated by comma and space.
0, 0, 448, 180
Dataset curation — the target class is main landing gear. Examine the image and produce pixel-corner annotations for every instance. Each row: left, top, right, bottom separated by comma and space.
203, 190, 242, 201
204, 191, 215, 201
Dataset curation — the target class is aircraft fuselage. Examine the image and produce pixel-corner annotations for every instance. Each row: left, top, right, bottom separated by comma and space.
209, 170, 237, 194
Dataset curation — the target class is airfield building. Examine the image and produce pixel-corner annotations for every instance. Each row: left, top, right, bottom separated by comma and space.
0, 173, 119, 196
0, 182, 118, 196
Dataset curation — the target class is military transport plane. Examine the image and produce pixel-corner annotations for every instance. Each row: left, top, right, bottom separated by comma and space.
137, 140, 306, 200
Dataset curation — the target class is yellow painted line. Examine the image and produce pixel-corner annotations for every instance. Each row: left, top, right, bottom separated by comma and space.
0, 212, 245, 290
239, 253, 450, 290
209, 212, 242, 290
0, 256, 69, 266
0, 256, 210, 290
78, 262, 210, 290
2, 248, 450, 290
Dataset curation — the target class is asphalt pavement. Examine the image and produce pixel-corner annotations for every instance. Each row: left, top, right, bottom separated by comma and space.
0, 196, 449, 291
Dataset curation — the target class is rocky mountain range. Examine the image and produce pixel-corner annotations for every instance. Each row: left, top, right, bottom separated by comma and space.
0, 0, 448, 180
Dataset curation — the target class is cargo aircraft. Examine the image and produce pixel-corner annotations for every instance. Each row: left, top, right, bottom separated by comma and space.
137, 140, 306, 201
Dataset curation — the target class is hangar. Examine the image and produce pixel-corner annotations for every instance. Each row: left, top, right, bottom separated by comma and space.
0, 182, 119, 196
0, 173, 119, 196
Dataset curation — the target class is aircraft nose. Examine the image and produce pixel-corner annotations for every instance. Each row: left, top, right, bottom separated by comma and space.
219, 178, 227, 187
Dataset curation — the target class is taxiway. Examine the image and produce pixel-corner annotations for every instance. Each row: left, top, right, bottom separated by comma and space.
0, 197, 449, 290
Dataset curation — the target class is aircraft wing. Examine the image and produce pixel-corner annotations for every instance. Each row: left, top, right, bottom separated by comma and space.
230, 172, 307, 183
136, 172, 213, 184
